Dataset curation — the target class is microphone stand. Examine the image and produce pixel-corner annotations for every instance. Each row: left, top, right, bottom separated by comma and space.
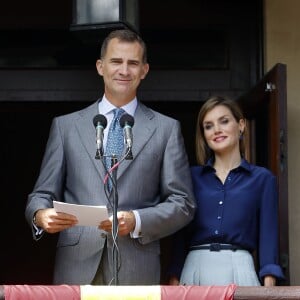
109, 149, 132, 285
100, 148, 132, 285
110, 155, 119, 286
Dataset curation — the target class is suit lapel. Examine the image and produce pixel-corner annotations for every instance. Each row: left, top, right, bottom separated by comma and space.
75, 101, 107, 180
117, 103, 156, 179
73, 101, 156, 183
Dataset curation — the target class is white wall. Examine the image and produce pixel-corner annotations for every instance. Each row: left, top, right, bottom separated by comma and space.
265, 0, 300, 285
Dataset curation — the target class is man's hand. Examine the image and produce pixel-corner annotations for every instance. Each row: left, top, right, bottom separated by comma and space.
35, 208, 78, 233
99, 211, 136, 236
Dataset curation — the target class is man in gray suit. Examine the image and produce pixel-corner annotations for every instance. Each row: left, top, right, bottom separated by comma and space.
25, 29, 195, 285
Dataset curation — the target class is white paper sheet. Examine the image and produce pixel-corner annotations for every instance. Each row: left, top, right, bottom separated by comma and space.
53, 201, 109, 226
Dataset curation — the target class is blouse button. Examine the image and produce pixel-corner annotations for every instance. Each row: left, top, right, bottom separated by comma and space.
219, 201, 223, 205
214, 230, 219, 235
217, 216, 221, 220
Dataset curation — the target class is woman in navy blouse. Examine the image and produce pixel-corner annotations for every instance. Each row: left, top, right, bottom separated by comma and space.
169, 96, 284, 286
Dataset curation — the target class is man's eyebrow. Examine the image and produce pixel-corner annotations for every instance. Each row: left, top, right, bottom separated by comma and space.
109, 58, 123, 62
109, 58, 140, 64
128, 59, 140, 64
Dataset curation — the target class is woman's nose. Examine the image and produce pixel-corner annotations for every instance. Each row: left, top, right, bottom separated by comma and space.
213, 123, 221, 133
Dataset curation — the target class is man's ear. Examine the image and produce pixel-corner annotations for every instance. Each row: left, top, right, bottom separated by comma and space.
141, 63, 150, 79
96, 59, 103, 76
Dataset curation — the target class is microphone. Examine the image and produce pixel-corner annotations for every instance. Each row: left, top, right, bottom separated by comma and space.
119, 113, 134, 160
93, 114, 107, 159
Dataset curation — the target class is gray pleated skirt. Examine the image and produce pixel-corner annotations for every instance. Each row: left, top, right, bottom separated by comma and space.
180, 247, 261, 286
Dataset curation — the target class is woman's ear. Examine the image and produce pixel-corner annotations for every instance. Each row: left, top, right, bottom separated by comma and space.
239, 118, 246, 134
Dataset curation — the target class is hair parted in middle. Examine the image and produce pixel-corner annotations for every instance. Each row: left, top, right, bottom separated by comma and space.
195, 95, 248, 165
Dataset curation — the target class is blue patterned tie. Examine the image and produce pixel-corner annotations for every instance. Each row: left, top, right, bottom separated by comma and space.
105, 108, 125, 187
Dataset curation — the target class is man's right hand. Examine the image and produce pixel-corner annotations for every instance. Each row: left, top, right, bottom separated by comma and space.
34, 208, 78, 233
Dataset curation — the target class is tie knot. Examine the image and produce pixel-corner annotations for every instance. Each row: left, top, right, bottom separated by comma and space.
113, 108, 125, 121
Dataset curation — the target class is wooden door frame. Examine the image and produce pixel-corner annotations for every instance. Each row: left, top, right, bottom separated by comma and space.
237, 63, 289, 284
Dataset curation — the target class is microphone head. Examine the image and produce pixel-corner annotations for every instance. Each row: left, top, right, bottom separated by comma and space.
93, 114, 107, 128
120, 113, 134, 128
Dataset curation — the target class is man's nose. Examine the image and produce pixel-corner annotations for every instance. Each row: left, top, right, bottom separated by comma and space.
119, 63, 129, 75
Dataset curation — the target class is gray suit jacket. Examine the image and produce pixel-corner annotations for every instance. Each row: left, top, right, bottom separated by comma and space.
25, 100, 195, 285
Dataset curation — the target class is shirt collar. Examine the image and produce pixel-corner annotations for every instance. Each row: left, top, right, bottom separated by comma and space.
98, 95, 137, 117
201, 157, 251, 174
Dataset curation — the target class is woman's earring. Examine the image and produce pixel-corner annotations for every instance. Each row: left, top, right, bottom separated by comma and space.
239, 130, 244, 140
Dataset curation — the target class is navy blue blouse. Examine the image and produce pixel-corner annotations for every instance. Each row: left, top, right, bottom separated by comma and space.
170, 159, 284, 281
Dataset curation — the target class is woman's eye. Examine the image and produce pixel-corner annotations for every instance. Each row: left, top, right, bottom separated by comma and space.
220, 118, 229, 124
204, 124, 213, 130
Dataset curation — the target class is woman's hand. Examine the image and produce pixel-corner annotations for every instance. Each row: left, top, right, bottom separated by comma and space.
169, 276, 180, 285
264, 275, 276, 286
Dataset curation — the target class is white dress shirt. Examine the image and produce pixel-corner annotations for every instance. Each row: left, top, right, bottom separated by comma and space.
98, 96, 141, 238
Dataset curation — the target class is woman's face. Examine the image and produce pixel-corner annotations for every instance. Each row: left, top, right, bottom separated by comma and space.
202, 104, 245, 155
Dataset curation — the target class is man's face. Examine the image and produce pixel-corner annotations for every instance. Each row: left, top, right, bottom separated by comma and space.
96, 38, 149, 105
